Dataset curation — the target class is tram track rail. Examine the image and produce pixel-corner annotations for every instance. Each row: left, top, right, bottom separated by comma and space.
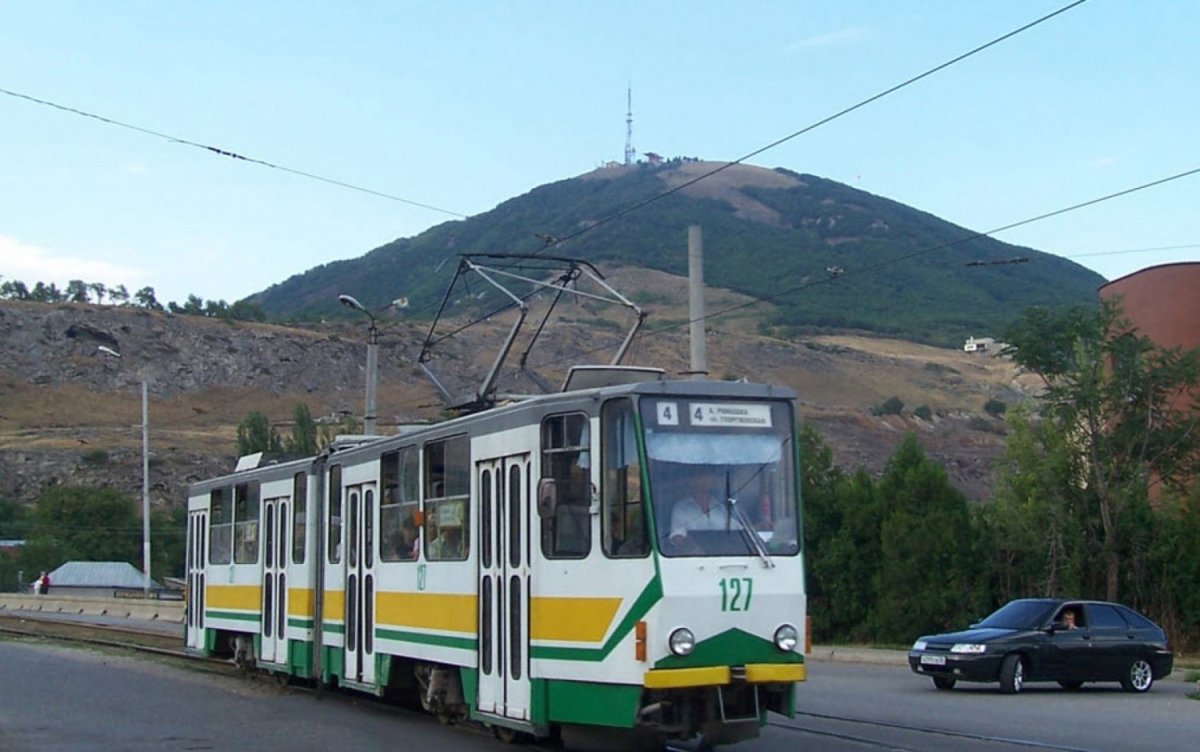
0, 612, 235, 673
773, 711, 1093, 752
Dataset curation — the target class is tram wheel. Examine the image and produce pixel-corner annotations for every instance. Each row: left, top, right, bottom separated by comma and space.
493, 725, 520, 744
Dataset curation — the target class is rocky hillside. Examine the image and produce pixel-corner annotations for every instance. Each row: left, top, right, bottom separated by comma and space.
0, 293, 1032, 510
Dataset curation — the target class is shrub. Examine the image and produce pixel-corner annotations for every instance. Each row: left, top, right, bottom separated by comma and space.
914, 405, 933, 421
873, 396, 904, 416
81, 450, 109, 465
984, 398, 1008, 417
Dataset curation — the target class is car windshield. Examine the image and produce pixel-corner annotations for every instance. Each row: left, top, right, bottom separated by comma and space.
976, 600, 1058, 629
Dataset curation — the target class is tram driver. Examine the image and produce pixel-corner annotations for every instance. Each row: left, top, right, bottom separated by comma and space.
667, 467, 741, 550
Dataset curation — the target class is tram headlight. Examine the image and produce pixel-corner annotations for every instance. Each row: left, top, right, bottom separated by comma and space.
668, 627, 695, 656
774, 624, 799, 652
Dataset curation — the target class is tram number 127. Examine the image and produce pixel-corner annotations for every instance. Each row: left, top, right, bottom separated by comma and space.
719, 577, 754, 612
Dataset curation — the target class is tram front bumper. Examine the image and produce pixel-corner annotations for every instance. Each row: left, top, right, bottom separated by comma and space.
643, 663, 806, 689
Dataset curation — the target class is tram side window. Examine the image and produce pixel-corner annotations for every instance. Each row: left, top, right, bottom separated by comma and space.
233, 481, 261, 564
381, 447, 421, 561
209, 487, 233, 564
292, 472, 307, 565
424, 436, 469, 561
602, 399, 648, 558
328, 465, 343, 564
540, 412, 592, 559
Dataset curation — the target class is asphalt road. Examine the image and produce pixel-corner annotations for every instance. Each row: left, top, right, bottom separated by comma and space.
0, 639, 1193, 751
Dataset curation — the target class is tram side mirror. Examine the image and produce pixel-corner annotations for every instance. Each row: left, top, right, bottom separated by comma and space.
537, 478, 558, 519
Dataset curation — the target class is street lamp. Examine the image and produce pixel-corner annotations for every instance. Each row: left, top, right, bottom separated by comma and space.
339, 294, 379, 436
98, 345, 151, 595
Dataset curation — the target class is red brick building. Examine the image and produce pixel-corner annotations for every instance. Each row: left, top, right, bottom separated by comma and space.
1099, 262, 1200, 495
1099, 262, 1200, 353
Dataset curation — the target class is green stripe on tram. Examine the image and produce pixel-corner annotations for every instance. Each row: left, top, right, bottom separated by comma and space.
530, 576, 663, 662
375, 627, 477, 652
206, 610, 261, 623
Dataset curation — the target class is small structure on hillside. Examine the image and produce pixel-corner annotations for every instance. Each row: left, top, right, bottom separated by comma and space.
46, 561, 160, 597
963, 336, 995, 354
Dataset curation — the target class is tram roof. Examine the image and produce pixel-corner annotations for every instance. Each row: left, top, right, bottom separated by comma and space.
188, 376, 796, 494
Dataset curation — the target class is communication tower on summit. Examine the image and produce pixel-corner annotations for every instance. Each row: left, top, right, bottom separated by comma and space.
624, 85, 635, 165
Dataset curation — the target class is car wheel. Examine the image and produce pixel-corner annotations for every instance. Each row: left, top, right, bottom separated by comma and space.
1057, 680, 1084, 690
999, 654, 1024, 694
933, 676, 956, 691
1120, 659, 1154, 693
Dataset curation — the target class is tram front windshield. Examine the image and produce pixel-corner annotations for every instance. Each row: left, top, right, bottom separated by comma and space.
640, 397, 799, 558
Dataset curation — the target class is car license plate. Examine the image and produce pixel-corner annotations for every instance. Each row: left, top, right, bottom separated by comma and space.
920, 654, 946, 666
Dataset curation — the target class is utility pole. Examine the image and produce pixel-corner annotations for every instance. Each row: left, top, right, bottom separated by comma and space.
98, 345, 152, 594
687, 225, 709, 379
339, 294, 379, 435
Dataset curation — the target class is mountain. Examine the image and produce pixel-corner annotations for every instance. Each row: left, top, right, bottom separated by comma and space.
251, 160, 1103, 346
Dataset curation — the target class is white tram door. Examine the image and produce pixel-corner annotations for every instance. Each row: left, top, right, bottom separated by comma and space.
344, 483, 378, 685
261, 497, 289, 665
477, 454, 532, 720
186, 509, 207, 649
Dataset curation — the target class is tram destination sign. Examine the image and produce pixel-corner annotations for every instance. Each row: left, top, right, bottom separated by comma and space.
689, 402, 772, 428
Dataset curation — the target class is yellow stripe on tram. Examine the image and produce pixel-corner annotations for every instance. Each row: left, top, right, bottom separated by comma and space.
375, 592, 478, 634
530, 597, 622, 643
206, 584, 261, 611
288, 588, 313, 616
323, 590, 345, 622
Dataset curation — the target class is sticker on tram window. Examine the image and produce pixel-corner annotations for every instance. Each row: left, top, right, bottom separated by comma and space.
690, 403, 773, 428
657, 402, 680, 426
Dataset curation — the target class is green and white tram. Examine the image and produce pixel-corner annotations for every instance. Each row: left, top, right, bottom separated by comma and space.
185, 368, 806, 747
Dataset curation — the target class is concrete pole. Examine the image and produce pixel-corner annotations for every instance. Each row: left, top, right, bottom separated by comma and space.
365, 324, 379, 435
141, 377, 151, 595
688, 225, 709, 379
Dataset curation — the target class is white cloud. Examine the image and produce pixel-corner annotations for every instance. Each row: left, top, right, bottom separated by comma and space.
791, 26, 871, 50
124, 164, 150, 175
0, 234, 146, 289
1087, 156, 1118, 169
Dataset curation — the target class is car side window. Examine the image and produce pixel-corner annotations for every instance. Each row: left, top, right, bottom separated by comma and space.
1087, 604, 1128, 629
1117, 606, 1156, 629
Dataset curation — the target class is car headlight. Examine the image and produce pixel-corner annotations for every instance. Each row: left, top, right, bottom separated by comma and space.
950, 643, 987, 654
774, 624, 799, 652
669, 627, 695, 656
912, 640, 927, 652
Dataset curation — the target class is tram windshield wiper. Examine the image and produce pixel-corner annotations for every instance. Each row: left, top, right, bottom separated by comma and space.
723, 474, 773, 568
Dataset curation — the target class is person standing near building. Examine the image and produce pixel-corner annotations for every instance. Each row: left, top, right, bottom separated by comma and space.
38, 570, 50, 595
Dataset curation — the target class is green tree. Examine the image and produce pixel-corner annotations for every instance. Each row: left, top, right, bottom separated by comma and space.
0, 499, 33, 591
23, 486, 141, 570
134, 286, 163, 310
800, 422, 886, 642
286, 404, 319, 455
236, 411, 283, 456
1144, 485, 1200, 650
0, 279, 30, 300
89, 281, 107, 304
30, 281, 64, 302
872, 435, 981, 642
1003, 299, 1200, 600
66, 279, 90, 303
151, 504, 188, 580
981, 406, 1092, 601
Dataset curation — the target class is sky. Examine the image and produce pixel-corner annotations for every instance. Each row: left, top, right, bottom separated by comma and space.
2, 0, 1198, 307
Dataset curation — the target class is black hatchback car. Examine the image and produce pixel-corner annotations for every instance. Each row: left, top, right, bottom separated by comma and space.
909, 599, 1173, 693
